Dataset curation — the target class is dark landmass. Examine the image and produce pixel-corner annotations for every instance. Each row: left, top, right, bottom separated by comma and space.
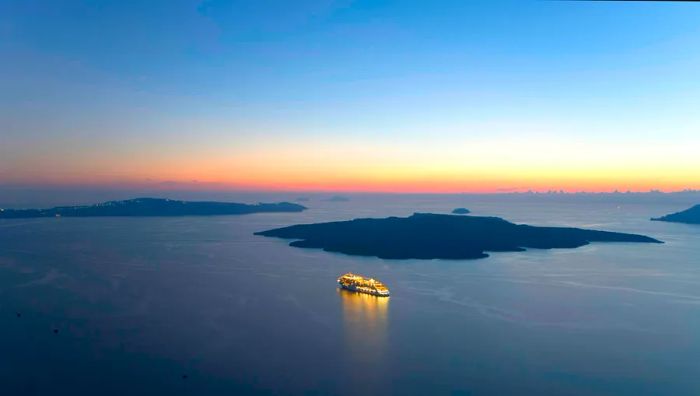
323, 195, 350, 202
452, 208, 471, 214
0, 198, 306, 219
256, 213, 662, 260
651, 204, 700, 224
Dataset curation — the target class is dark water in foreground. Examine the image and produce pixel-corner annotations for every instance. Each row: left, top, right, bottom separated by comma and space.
1, 194, 700, 395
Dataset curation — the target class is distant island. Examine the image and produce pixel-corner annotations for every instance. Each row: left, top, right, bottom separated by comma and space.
0, 198, 306, 219
256, 213, 662, 260
323, 195, 350, 202
452, 208, 471, 214
651, 204, 700, 224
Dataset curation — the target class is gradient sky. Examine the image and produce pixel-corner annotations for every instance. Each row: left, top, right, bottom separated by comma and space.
2, 0, 700, 193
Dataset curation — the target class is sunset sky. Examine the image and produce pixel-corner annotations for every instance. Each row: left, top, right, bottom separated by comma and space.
2, 0, 700, 193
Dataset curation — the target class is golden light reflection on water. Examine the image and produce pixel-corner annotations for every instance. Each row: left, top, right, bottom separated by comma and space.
338, 288, 389, 375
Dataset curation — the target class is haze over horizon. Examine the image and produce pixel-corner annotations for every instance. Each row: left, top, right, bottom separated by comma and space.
3, 0, 700, 194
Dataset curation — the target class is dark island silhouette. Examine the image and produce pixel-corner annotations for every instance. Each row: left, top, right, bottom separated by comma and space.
256, 213, 662, 260
0, 198, 306, 219
651, 204, 700, 224
452, 208, 471, 214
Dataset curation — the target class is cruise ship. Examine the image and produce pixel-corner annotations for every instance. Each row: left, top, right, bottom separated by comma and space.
337, 273, 390, 297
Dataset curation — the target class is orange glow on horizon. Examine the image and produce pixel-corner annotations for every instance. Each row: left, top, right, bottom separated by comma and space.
3, 135, 699, 193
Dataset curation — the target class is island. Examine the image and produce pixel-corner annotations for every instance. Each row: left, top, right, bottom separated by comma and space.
452, 208, 471, 215
651, 204, 700, 224
323, 195, 350, 202
0, 198, 306, 219
255, 213, 662, 260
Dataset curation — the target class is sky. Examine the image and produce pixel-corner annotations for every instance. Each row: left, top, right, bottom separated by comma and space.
1, 0, 700, 193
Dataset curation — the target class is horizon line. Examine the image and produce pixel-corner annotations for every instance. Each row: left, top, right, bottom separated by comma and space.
1, 182, 699, 196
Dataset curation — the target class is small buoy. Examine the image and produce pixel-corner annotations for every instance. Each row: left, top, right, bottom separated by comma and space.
16, 312, 21, 318
53, 329, 59, 334
181, 374, 188, 380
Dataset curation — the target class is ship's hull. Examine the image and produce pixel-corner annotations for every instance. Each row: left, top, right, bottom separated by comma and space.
339, 282, 390, 297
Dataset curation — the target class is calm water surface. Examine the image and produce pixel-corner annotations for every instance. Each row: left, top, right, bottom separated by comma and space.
1, 194, 699, 395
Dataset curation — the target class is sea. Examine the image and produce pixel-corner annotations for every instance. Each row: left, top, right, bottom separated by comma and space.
1, 192, 699, 395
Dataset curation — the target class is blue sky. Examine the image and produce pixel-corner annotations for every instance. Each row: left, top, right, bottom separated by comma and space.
2, 0, 700, 191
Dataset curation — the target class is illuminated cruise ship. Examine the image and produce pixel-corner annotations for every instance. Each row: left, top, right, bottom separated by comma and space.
337, 273, 390, 297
